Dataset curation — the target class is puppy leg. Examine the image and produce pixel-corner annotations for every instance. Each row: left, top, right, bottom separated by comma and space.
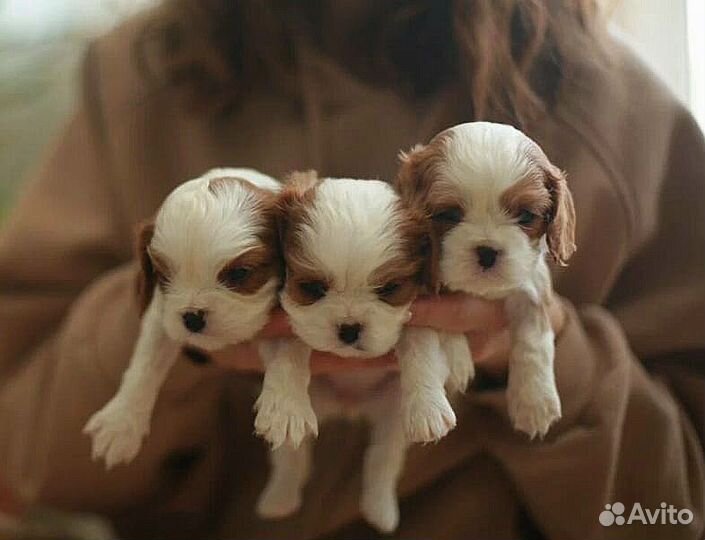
441, 332, 475, 394
84, 292, 179, 468
255, 339, 318, 449
360, 407, 407, 534
397, 327, 456, 443
257, 438, 312, 519
505, 291, 561, 438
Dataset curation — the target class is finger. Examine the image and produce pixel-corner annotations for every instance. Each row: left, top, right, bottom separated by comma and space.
409, 293, 506, 333
209, 344, 398, 375
256, 309, 293, 338
209, 343, 263, 371
309, 352, 397, 374
467, 329, 511, 377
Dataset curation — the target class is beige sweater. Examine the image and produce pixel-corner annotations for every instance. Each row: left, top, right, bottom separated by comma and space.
0, 15, 703, 540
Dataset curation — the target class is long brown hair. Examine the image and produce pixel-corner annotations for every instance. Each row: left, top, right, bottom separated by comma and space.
136, 0, 601, 124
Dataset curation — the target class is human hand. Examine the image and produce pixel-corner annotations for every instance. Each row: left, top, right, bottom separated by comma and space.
207, 293, 566, 376
407, 292, 565, 377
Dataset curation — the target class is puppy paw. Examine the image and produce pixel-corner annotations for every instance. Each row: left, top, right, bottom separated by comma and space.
403, 392, 456, 443
254, 390, 318, 449
447, 356, 475, 394
256, 481, 303, 519
361, 489, 400, 534
507, 380, 562, 439
83, 401, 149, 469
443, 335, 475, 394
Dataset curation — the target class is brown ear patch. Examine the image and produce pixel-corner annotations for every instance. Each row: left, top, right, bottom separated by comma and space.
395, 133, 451, 209
217, 243, 281, 295
500, 171, 553, 240
209, 174, 284, 287
277, 170, 321, 257
524, 142, 576, 265
395, 134, 455, 293
135, 220, 156, 314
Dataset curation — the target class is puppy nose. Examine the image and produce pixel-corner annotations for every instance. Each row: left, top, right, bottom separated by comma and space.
182, 310, 206, 333
476, 245, 499, 269
338, 323, 362, 345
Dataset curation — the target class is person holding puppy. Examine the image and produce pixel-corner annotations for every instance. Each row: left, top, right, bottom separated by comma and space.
0, 1, 703, 539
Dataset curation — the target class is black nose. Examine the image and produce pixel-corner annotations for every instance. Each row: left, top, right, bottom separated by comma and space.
338, 323, 362, 345
182, 310, 206, 333
476, 246, 499, 269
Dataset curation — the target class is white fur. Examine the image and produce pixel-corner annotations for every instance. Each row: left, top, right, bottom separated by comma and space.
84, 168, 281, 468
281, 179, 411, 358
255, 178, 453, 533
427, 122, 562, 438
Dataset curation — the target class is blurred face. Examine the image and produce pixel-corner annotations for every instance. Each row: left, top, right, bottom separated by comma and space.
279, 176, 425, 357
141, 175, 281, 351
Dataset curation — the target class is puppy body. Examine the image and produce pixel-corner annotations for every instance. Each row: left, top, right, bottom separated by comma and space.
255, 175, 454, 533
397, 122, 577, 438
84, 168, 282, 468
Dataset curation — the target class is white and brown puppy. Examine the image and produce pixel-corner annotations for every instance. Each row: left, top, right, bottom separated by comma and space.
254, 172, 455, 533
84, 168, 282, 469
396, 122, 576, 438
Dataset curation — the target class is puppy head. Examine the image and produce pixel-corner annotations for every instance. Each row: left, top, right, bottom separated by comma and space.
137, 170, 282, 350
396, 121, 575, 297
278, 171, 432, 358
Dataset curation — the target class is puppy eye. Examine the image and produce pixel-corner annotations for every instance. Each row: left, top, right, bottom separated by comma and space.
517, 209, 536, 226
221, 266, 252, 287
375, 282, 400, 298
432, 207, 463, 225
298, 280, 328, 301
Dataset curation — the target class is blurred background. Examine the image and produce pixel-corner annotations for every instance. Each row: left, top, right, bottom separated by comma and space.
0, 0, 703, 537
0, 0, 703, 223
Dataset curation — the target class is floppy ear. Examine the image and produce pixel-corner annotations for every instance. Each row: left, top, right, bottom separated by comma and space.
543, 163, 576, 266
397, 146, 447, 293
419, 228, 441, 294
277, 169, 320, 242
403, 205, 441, 294
135, 220, 156, 314
395, 144, 433, 207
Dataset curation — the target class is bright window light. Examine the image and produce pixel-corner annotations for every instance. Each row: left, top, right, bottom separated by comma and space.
687, 0, 705, 129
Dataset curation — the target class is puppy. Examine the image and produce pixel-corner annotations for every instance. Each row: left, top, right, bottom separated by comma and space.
84, 168, 282, 469
253, 172, 455, 533
396, 122, 576, 438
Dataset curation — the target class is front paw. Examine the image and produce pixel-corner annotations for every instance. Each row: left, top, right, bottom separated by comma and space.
507, 378, 561, 439
361, 488, 400, 534
403, 392, 456, 443
83, 401, 149, 469
447, 355, 475, 394
254, 390, 318, 449
256, 480, 303, 519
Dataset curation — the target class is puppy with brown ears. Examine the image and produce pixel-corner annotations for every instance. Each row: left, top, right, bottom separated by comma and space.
396, 122, 576, 438
84, 168, 282, 469
254, 171, 456, 533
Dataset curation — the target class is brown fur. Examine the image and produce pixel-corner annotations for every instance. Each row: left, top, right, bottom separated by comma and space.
276, 170, 326, 305
217, 243, 280, 295
210, 174, 284, 289
525, 142, 577, 265
136, 220, 156, 314
276, 170, 322, 268
278, 172, 435, 305
500, 170, 553, 239
395, 133, 457, 292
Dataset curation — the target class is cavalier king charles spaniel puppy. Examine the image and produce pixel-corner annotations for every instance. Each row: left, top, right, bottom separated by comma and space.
254, 171, 456, 533
84, 168, 282, 469
396, 122, 576, 438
